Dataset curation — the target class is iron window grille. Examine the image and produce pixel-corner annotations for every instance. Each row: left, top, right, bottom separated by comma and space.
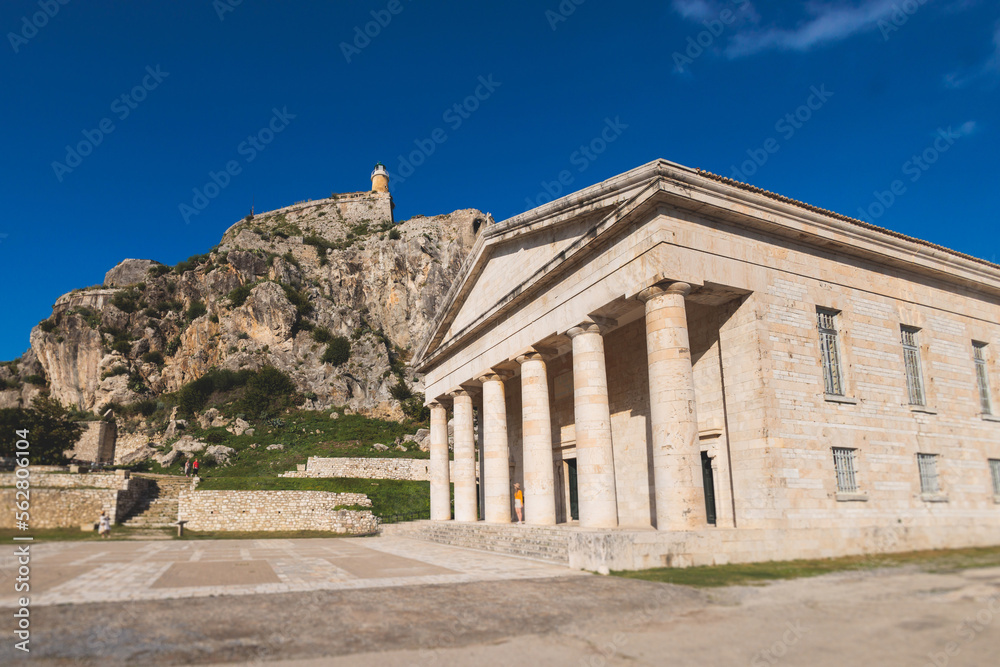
990, 459, 1000, 496
817, 309, 844, 396
917, 453, 940, 495
902, 326, 925, 406
974, 342, 992, 415
832, 447, 858, 493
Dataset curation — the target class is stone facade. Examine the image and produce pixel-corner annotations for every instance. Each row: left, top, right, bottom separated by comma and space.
177, 490, 378, 533
0, 469, 150, 527
67, 420, 117, 464
280, 456, 455, 481
413, 159, 1000, 567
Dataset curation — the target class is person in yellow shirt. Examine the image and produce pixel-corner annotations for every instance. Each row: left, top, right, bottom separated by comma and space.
513, 482, 524, 524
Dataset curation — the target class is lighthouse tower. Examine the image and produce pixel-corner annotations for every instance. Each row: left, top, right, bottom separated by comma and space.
371, 163, 390, 193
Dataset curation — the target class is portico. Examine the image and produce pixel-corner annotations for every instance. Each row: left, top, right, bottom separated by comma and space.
412, 159, 1000, 570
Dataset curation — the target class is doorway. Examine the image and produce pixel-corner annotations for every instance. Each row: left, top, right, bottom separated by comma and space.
701, 451, 717, 526
566, 458, 579, 521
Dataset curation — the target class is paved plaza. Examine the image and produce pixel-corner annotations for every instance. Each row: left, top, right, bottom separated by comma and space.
0, 535, 578, 608
1, 536, 999, 665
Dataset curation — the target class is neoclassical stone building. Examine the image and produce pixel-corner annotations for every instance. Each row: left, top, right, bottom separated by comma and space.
413, 159, 1000, 569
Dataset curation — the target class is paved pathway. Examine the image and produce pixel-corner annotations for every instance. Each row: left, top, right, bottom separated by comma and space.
0, 535, 578, 608
3, 537, 999, 666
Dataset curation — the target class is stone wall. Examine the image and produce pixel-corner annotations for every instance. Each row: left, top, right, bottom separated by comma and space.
0, 470, 151, 527
280, 456, 445, 481
67, 420, 117, 463
177, 490, 379, 533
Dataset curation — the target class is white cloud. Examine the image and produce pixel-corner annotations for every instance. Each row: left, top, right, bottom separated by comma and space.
671, 0, 719, 22
944, 23, 1000, 89
953, 120, 979, 137
723, 0, 900, 58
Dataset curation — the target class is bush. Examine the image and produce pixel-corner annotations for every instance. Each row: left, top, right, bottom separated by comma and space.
402, 395, 429, 422
280, 283, 312, 319
388, 228, 401, 240
166, 336, 181, 356
101, 365, 128, 379
24, 374, 47, 386
227, 282, 256, 307
39, 319, 57, 333
141, 351, 164, 366
175, 368, 254, 416
111, 289, 142, 314
186, 300, 207, 320
311, 326, 333, 344
239, 365, 297, 418
203, 428, 230, 444
209, 314, 219, 324
127, 370, 148, 394
389, 379, 413, 401
0, 396, 82, 464
322, 336, 351, 366
147, 264, 171, 278
112, 340, 132, 355
237, 332, 249, 340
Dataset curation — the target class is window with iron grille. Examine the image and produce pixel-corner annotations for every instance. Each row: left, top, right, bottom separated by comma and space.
990, 459, 1000, 496
832, 447, 858, 493
817, 309, 844, 396
974, 342, 992, 415
902, 326, 925, 406
917, 453, 940, 495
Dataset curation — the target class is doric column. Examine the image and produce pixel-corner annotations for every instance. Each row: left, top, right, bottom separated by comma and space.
450, 389, 478, 522
428, 401, 451, 521
638, 281, 707, 530
477, 371, 512, 523
567, 319, 619, 528
517, 351, 557, 525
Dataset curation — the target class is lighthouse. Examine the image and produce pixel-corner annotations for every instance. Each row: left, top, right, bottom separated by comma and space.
371, 163, 389, 193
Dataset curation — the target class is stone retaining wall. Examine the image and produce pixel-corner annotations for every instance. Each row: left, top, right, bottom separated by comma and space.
177, 490, 379, 533
0, 470, 129, 490
0, 471, 151, 527
280, 456, 458, 481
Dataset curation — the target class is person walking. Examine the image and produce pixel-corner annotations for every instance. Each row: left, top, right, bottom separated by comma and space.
192, 459, 199, 477
183, 459, 190, 477
98, 511, 111, 539
513, 482, 524, 524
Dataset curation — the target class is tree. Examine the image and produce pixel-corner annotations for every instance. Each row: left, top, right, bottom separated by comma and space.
0, 396, 83, 465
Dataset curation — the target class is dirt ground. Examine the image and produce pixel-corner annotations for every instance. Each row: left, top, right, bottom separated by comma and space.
10, 563, 1000, 666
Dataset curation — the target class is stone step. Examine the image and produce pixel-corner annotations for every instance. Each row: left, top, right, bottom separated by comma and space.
384, 521, 571, 564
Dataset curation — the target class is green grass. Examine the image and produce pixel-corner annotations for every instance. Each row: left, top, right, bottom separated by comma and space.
612, 545, 1000, 587
195, 476, 430, 519
152, 408, 427, 479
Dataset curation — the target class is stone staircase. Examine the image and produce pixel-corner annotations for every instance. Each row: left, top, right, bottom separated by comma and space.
120, 475, 191, 528
382, 520, 571, 565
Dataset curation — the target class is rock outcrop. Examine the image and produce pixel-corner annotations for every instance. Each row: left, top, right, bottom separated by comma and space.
2, 190, 485, 418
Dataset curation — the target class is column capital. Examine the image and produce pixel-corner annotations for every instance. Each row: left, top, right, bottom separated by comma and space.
448, 387, 474, 399
637, 281, 691, 303
515, 346, 557, 365
427, 400, 445, 410
475, 369, 514, 384
566, 316, 617, 338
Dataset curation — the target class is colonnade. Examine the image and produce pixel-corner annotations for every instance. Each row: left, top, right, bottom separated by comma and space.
428, 281, 706, 530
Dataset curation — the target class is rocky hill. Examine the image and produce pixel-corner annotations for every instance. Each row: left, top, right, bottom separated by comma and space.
0, 189, 485, 422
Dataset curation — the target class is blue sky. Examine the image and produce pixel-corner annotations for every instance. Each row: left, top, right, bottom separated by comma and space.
1, 0, 997, 360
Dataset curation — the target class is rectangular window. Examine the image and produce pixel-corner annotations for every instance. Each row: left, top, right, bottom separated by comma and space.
832, 447, 858, 493
902, 326, 925, 406
817, 309, 844, 396
917, 453, 940, 495
991, 459, 1000, 496
974, 342, 992, 415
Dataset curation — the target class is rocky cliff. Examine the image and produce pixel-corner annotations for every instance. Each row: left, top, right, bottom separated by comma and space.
0, 190, 484, 420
